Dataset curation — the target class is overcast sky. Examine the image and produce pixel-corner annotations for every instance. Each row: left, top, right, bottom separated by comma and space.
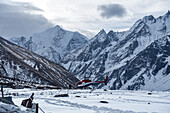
0, 0, 169, 38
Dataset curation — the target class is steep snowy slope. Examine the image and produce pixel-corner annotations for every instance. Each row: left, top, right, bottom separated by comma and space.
0, 37, 79, 89
109, 35, 170, 91
61, 11, 170, 91
11, 25, 88, 63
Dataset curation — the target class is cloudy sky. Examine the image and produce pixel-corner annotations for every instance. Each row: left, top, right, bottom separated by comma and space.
0, 0, 169, 38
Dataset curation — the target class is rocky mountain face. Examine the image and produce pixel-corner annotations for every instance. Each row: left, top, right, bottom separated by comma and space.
0, 37, 79, 89
10, 25, 88, 63
61, 11, 170, 91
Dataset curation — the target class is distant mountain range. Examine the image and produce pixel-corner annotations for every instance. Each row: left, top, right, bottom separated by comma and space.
9, 11, 170, 91
61, 11, 170, 91
11, 25, 88, 63
0, 37, 78, 89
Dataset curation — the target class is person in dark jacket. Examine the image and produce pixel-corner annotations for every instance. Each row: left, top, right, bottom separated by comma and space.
21, 93, 34, 108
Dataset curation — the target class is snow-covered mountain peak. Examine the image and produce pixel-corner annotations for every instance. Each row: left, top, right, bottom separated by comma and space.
10, 25, 88, 63
127, 11, 170, 39
46, 25, 63, 32
54, 25, 62, 29
98, 29, 106, 34
107, 30, 119, 41
32, 25, 66, 40
92, 29, 107, 42
142, 15, 156, 25
165, 10, 170, 16
161, 10, 170, 22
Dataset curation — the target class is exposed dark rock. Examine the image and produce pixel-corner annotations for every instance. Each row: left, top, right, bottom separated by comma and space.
100, 101, 109, 103
54, 94, 69, 97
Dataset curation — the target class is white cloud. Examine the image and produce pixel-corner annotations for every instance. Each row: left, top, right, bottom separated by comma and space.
1, 0, 169, 38
0, 0, 53, 38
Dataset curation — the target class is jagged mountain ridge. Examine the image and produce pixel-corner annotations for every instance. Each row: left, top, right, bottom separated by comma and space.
0, 37, 79, 89
61, 11, 170, 91
11, 25, 88, 63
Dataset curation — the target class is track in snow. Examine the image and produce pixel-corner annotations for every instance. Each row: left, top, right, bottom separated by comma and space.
44, 98, 135, 113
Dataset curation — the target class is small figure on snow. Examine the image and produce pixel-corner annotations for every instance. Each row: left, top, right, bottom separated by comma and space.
21, 93, 34, 108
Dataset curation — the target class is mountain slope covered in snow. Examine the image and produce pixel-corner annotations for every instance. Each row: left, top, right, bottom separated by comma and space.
61, 11, 170, 91
0, 37, 78, 89
11, 25, 88, 63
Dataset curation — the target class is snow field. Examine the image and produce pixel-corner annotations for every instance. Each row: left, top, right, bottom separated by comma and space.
0, 88, 169, 113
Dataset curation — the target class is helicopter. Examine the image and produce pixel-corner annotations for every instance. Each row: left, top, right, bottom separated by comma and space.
76, 76, 108, 88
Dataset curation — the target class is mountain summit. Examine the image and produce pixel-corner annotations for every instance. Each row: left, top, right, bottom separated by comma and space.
11, 25, 88, 63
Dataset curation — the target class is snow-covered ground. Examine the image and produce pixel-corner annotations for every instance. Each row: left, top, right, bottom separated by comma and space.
1, 88, 170, 113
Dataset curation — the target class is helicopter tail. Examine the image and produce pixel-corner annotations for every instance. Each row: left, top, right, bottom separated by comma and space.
104, 76, 108, 85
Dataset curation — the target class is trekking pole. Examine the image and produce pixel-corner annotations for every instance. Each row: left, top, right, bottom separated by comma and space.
38, 106, 45, 113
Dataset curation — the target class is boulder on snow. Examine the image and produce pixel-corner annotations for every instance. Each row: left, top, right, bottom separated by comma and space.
100, 101, 109, 103
148, 92, 152, 95
54, 94, 69, 97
